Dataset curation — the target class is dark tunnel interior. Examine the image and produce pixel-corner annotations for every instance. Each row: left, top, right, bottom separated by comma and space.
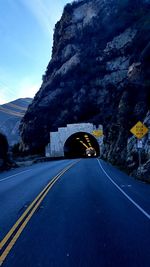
64, 132, 100, 158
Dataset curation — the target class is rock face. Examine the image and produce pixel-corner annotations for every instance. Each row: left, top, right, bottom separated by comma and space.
20, 0, 150, 178
0, 98, 32, 146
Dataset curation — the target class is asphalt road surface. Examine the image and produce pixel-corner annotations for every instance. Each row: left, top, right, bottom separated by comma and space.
0, 158, 150, 267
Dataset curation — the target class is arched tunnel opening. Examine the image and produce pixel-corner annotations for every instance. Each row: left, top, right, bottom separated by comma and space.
64, 132, 100, 158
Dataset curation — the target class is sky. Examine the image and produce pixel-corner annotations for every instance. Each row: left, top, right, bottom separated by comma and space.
0, 0, 71, 104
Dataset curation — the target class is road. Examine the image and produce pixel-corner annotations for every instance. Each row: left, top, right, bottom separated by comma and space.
0, 158, 150, 267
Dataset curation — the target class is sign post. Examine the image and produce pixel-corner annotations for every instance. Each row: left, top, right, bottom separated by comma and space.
130, 121, 149, 173
137, 140, 143, 173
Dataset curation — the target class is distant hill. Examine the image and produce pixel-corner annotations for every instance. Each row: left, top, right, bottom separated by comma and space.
0, 98, 32, 146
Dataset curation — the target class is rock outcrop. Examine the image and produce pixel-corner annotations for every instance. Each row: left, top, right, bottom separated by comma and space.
20, 0, 150, 179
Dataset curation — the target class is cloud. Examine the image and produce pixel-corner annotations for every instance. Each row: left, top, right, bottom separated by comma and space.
0, 69, 41, 104
20, 0, 66, 36
0, 67, 18, 104
0, 81, 39, 104
0, 88, 8, 104
0, 80, 37, 104
0, 0, 71, 105
17, 77, 41, 99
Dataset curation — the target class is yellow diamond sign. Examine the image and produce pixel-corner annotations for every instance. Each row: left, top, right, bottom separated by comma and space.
92, 130, 103, 138
130, 121, 148, 139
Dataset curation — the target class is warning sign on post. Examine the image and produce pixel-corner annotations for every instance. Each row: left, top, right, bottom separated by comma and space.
130, 121, 148, 139
92, 130, 103, 138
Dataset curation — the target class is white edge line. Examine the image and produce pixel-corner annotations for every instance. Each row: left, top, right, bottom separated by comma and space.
0, 169, 31, 182
97, 159, 150, 220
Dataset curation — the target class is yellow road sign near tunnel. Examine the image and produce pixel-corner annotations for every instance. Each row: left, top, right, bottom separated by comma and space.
130, 121, 148, 139
92, 130, 103, 138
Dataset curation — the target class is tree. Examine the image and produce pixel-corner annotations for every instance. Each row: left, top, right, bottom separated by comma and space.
0, 132, 9, 161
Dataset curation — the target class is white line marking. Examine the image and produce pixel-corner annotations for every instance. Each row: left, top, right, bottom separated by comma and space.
0, 169, 31, 182
97, 159, 150, 220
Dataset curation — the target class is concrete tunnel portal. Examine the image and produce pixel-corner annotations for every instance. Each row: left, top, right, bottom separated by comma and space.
64, 132, 100, 158
45, 123, 103, 158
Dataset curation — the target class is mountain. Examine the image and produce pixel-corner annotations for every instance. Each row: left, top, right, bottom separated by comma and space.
20, 0, 150, 178
0, 98, 32, 146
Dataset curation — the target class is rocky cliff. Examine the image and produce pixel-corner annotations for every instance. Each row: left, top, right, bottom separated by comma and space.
20, 0, 150, 179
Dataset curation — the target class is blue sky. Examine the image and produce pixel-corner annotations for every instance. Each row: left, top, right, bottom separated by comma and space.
0, 0, 71, 104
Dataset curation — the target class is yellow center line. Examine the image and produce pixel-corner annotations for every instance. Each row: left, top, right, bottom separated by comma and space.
0, 160, 80, 266
0, 168, 64, 249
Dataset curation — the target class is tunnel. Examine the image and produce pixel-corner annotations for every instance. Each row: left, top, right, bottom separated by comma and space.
64, 132, 100, 158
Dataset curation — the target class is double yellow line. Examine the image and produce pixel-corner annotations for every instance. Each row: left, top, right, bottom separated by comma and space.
0, 161, 79, 266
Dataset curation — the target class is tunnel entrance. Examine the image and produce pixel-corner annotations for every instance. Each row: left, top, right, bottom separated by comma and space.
64, 132, 100, 158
